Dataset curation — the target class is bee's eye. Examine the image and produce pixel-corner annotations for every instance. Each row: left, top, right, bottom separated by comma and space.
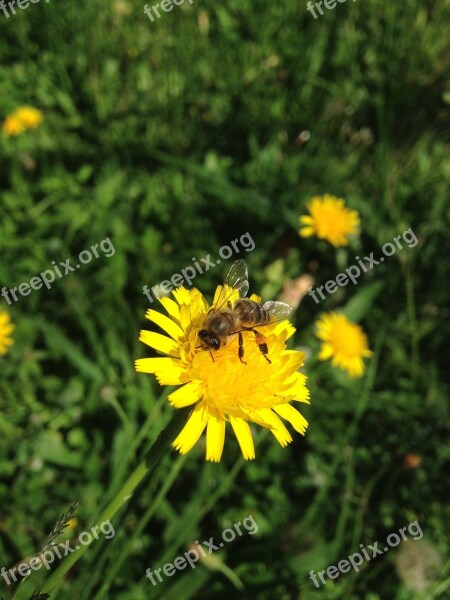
198, 329, 207, 339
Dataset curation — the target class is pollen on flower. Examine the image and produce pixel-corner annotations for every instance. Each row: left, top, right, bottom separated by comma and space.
135, 286, 310, 462
299, 194, 360, 247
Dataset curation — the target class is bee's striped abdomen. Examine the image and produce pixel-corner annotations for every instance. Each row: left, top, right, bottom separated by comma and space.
234, 299, 270, 325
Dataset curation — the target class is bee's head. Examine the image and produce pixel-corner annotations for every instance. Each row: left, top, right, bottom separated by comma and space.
198, 329, 220, 350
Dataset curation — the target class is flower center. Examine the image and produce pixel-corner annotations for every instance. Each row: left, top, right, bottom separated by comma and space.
329, 322, 365, 357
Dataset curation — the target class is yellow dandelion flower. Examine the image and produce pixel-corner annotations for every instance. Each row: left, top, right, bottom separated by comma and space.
299, 194, 360, 247
0, 310, 14, 356
315, 312, 371, 377
15, 106, 44, 128
3, 106, 43, 137
3, 116, 26, 136
136, 271, 310, 462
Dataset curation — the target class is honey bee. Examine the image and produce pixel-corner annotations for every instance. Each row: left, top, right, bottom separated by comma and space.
198, 259, 292, 364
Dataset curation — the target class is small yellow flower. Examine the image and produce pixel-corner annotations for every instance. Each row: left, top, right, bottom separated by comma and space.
3, 116, 26, 136
3, 106, 44, 137
136, 287, 310, 462
299, 194, 360, 247
66, 518, 78, 531
0, 311, 14, 356
16, 106, 44, 128
315, 312, 371, 377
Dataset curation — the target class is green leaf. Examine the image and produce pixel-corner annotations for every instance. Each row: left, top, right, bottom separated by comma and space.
340, 281, 384, 322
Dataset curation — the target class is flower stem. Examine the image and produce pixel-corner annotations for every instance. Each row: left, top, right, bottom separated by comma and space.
14, 407, 190, 599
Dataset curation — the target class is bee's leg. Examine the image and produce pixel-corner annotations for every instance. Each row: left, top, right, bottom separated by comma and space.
238, 332, 247, 365
196, 345, 214, 362
251, 329, 272, 364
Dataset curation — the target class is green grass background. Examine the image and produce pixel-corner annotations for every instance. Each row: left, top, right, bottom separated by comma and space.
0, 0, 449, 598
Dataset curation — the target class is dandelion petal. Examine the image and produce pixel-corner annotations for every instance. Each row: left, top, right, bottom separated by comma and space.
145, 309, 184, 340
253, 408, 293, 447
172, 404, 208, 454
230, 417, 255, 460
274, 404, 308, 434
135, 358, 186, 385
206, 416, 225, 462
168, 381, 203, 408
139, 330, 179, 357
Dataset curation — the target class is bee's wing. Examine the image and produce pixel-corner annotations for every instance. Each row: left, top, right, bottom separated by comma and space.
224, 259, 249, 297
261, 301, 293, 323
229, 300, 293, 334
212, 259, 249, 310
